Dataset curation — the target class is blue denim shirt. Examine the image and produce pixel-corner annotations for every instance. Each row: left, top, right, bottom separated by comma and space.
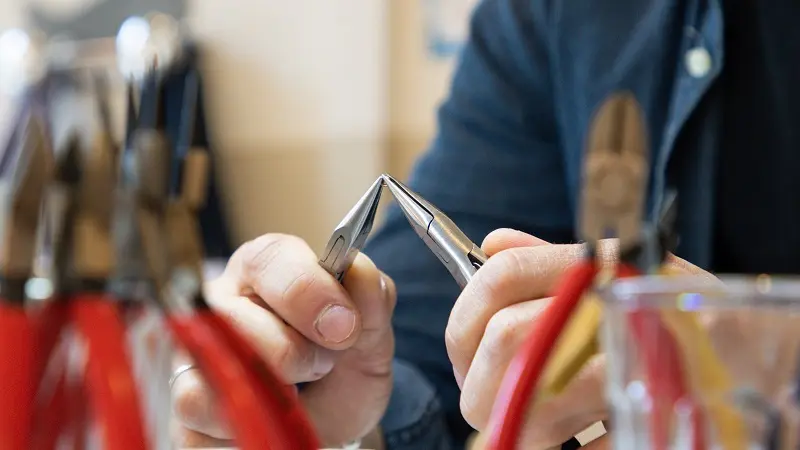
363, 0, 725, 448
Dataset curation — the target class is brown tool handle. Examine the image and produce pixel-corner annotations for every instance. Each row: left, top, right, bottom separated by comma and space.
181, 148, 209, 210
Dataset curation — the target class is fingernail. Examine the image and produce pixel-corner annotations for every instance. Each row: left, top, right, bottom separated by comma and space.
315, 304, 356, 343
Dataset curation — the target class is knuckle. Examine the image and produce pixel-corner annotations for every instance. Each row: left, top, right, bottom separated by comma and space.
268, 335, 314, 380
280, 269, 318, 304
483, 309, 524, 359
240, 234, 304, 278
444, 325, 462, 361
477, 249, 528, 298
172, 379, 209, 426
459, 389, 485, 430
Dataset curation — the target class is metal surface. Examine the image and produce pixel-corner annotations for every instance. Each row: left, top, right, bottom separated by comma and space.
319, 176, 384, 282
382, 173, 486, 289
579, 92, 649, 253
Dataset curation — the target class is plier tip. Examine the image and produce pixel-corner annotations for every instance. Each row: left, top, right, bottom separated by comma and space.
382, 173, 486, 288
319, 176, 384, 281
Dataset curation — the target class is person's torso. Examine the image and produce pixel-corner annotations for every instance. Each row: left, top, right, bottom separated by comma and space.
545, 0, 800, 271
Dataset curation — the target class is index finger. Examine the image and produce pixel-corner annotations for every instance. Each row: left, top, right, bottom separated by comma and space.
446, 240, 620, 376
447, 243, 583, 376
224, 234, 361, 350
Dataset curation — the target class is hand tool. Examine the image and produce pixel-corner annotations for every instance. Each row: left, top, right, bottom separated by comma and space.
127, 64, 320, 450
319, 176, 385, 282
382, 174, 487, 289
0, 73, 53, 450
314, 176, 384, 449
482, 92, 703, 450
30, 73, 150, 450
659, 304, 747, 450
381, 175, 584, 449
323, 174, 590, 448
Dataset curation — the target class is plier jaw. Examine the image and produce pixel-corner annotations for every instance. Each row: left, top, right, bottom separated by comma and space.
319, 176, 384, 282
382, 174, 487, 289
0, 115, 53, 288
579, 91, 650, 257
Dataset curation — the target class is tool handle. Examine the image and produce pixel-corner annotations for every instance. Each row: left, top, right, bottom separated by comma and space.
0, 305, 35, 449
485, 261, 599, 450
201, 310, 321, 450
72, 295, 150, 450
167, 314, 289, 450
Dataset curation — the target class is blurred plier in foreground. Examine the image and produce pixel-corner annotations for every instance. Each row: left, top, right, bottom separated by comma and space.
319, 174, 487, 290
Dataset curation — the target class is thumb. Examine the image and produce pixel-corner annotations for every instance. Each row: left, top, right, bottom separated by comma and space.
300, 253, 396, 445
482, 228, 550, 256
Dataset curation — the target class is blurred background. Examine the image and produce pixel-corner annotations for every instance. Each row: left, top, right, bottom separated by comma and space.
0, 0, 477, 254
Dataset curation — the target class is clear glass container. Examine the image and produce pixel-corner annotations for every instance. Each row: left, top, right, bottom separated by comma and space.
601, 275, 800, 449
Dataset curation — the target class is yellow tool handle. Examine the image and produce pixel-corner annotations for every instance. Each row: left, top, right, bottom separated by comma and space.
657, 267, 747, 450
539, 294, 603, 398
659, 309, 748, 450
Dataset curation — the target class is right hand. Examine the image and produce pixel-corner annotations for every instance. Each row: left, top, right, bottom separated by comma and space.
447, 229, 714, 449
171, 234, 397, 448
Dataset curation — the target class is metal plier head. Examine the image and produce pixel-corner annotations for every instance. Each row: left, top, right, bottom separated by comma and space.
121, 64, 209, 309
383, 174, 487, 289
319, 177, 384, 282
0, 109, 53, 280
50, 120, 118, 290
579, 92, 650, 254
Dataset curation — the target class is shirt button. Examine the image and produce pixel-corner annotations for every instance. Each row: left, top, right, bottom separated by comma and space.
685, 47, 712, 78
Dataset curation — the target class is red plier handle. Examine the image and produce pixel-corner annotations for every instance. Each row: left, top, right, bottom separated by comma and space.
30, 294, 150, 450
0, 89, 55, 450
72, 293, 150, 450
0, 301, 36, 449
168, 312, 293, 450
199, 308, 321, 449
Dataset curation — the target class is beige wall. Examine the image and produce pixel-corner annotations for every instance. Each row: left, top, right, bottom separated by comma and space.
186, 1, 391, 251
388, 1, 455, 180
0, 0, 458, 252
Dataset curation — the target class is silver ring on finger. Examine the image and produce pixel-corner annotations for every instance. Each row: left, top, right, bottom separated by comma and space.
169, 364, 198, 389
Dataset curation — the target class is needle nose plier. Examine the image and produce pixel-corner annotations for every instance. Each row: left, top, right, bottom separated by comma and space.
125, 62, 320, 450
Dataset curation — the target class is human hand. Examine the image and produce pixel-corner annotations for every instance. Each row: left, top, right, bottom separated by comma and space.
445, 228, 711, 449
171, 234, 396, 448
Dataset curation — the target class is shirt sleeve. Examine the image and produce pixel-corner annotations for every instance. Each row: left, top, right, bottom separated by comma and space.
362, 0, 575, 449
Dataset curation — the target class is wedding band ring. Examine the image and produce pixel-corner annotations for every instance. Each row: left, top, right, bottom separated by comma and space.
169, 364, 197, 389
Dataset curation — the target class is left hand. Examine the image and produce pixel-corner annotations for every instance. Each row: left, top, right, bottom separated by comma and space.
446, 228, 712, 449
